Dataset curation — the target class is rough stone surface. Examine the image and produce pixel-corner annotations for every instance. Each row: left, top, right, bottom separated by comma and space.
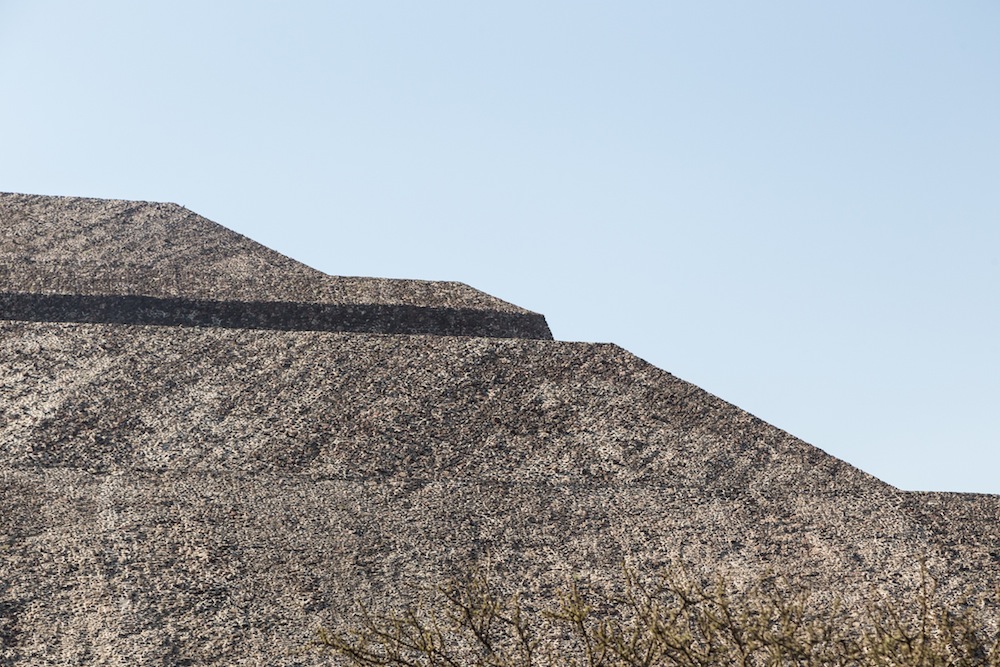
1, 195, 997, 665
0, 193, 551, 339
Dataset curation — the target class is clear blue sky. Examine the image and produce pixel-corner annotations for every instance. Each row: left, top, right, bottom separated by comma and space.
2, 2, 997, 493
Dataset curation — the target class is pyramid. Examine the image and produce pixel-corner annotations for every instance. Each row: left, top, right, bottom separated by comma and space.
1, 193, 997, 665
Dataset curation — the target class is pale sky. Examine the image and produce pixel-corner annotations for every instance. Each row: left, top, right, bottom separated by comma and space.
2, 2, 997, 493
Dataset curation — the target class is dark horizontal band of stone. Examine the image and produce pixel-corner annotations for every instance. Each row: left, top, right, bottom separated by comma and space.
0, 292, 553, 339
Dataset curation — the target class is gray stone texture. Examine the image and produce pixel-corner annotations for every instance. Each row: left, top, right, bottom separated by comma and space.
0, 195, 997, 665
0, 193, 551, 339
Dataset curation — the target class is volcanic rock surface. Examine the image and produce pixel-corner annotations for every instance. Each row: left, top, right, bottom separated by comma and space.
0, 193, 997, 666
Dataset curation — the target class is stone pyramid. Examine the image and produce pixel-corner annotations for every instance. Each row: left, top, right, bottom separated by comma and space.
1, 193, 997, 665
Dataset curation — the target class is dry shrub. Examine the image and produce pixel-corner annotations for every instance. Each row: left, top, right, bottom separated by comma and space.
314, 563, 999, 666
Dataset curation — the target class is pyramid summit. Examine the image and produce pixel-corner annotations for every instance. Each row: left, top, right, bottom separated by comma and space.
1, 193, 997, 665
0, 192, 551, 338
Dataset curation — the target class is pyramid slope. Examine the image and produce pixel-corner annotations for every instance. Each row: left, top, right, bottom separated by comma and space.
2, 196, 997, 664
2, 320, 997, 665
0, 193, 551, 338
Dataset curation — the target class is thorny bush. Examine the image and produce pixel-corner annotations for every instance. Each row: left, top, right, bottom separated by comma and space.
313, 563, 999, 667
